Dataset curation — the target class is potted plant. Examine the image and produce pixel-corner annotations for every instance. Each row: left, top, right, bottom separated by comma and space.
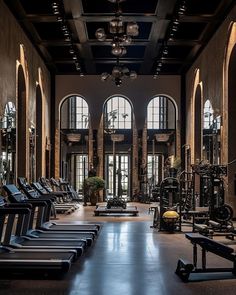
84, 176, 105, 206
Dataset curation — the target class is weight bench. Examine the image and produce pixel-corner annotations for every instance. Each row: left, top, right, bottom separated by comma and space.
175, 233, 236, 281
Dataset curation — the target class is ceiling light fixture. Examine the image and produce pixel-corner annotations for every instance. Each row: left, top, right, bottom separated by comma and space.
101, 58, 137, 87
95, 0, 139, 57
178, 0, 186, 15
173, 18, 180, 26
153, 73, 159, 79
163, 46, 168, 55
69, 47, 75, 54
153, 0, 187, 78
56, 16, 63, 22
52, 2, 60, 15
51, 0, 84, 75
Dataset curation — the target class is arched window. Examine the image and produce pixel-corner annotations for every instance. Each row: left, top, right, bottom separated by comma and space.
66, 95, 89, 129
147, 95, 176, 129
103, 95, 132, 200
104, 96, 132, 130
203, 100, 213, 129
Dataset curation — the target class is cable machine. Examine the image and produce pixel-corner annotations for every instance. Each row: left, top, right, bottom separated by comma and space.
151, 176, 181, 231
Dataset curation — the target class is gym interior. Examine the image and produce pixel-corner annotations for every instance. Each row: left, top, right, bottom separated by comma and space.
1, 0, 236, 294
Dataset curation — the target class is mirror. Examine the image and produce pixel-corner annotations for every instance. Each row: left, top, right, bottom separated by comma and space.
202, 100, 221, 164
0, 102, 16, 184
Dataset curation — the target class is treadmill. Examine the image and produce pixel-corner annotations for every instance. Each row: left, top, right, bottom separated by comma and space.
4, 199, 94, 247
40, 177, 80, 209
3, 184, 101, 234
18, 177, 76, 214
0, 207, 75, 274
41, 177, 76, 205
1, 202, 86, 258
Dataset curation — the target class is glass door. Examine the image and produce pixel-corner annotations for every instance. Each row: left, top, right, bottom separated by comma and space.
105, 154, 130, 200
70, 154, 88, 197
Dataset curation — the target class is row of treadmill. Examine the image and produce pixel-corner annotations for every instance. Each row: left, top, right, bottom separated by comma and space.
0, 176, 101, 277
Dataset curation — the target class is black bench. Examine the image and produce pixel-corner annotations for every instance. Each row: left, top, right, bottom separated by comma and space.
175, 233, 236, 281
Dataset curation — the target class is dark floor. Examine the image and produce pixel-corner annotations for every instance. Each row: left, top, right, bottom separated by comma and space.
1, 204, 236, 295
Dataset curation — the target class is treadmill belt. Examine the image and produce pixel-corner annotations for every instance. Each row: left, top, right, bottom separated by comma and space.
16, 240, 85, 255
0, 251, 74, 272
48, 224, 99, 234
33, 232, 94, 246
20, 240, 85, 248
0, 251, 74, 260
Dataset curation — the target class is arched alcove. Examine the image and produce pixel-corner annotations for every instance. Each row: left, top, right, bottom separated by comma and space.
17, 65, 27, 177
36, 84, 43, 179
60, 95, 90, 194
228, 44, 236, 164
194, 84, 202, 162
228, 44, 236, 204
146, 95, 177, 187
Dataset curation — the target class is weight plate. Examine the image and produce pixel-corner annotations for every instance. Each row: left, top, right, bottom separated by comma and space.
213, 204, 233, 222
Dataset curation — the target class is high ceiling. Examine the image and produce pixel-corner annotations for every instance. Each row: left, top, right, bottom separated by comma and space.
5, 0, 235, 76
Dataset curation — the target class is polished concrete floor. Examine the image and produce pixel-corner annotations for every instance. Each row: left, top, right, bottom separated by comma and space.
1, 203, 236, 295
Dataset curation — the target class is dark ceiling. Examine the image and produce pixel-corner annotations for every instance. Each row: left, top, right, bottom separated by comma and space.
4, 0, 235, 76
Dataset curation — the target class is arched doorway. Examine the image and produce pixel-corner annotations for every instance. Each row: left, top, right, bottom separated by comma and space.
194, 84, 202, 162
17, 65, 27, 178
36, 84, 43, 179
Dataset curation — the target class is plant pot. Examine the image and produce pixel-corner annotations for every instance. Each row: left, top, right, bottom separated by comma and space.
90, 192, 98, 206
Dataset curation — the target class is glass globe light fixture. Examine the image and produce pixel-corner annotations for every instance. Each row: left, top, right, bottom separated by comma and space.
109, 18, 125, 34
111, 45, 127, 56
101, 58, 137, 86
126, 22, 139, 36
95, 0, 139, 57
95, 28, 106, 41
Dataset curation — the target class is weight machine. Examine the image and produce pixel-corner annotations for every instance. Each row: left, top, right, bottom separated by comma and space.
192, 163, 228, 217
152, 176, 181, 232
179, 171, 195, 212
191, 163, 234, 234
